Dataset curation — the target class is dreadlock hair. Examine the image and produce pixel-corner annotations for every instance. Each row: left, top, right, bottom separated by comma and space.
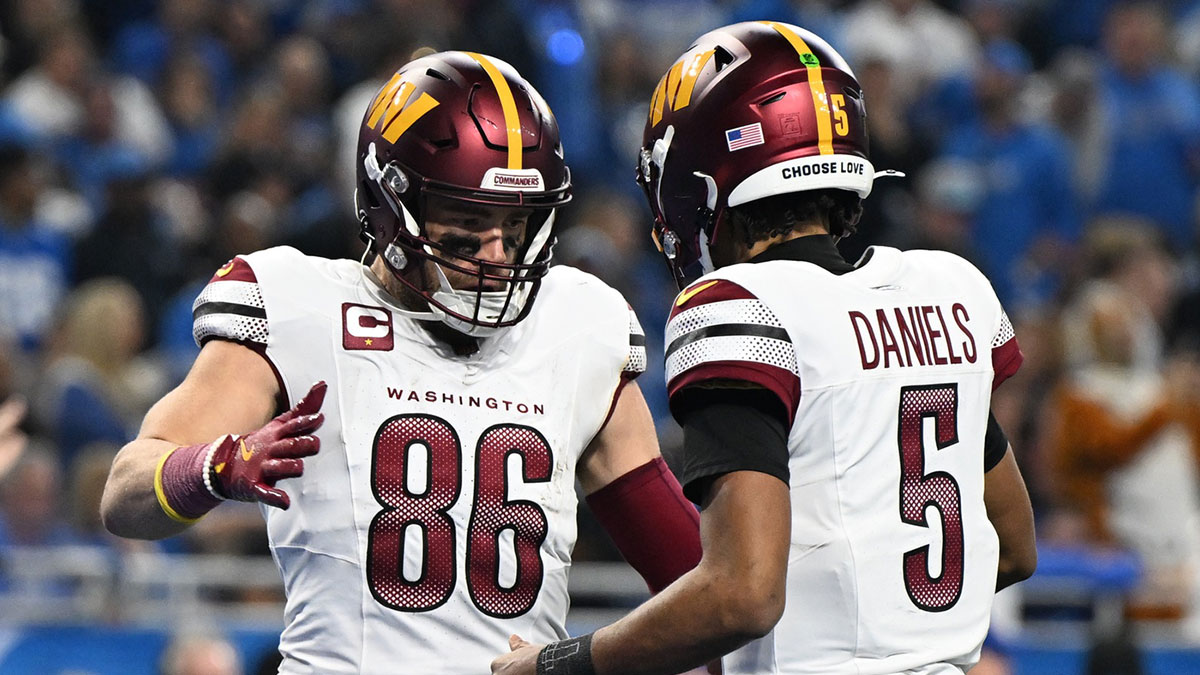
724, 189, 863, 247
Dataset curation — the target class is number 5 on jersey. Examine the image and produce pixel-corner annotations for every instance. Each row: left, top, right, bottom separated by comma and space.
898, 384, 964, 612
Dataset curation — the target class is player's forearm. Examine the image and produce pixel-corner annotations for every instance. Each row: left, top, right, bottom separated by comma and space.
994, 513, 1038, 591
100, 437, 197, 540
589, 563, 779, 674
528, 472, 789, 675
984, 450, 1037, 591
587, 457, 702, 594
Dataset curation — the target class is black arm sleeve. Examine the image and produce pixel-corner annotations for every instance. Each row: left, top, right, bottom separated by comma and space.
983, 409, 1010, 472
671, 387, 791, 505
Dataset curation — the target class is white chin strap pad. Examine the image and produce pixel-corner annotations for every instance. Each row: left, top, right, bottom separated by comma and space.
429, 281, 529, 338
427, 209, 555, 338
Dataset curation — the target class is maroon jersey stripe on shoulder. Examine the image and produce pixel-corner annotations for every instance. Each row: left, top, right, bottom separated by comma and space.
209, 257, 257, 284
668, 360, 801, 425
669, 279, 757, 319
991, 338, 1023, 390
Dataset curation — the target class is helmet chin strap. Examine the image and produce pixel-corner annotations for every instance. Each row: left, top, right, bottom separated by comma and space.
693, 171, 719, 277
697, 229, 715, 277
651, 125, 675, 223
357, 256, 442, 323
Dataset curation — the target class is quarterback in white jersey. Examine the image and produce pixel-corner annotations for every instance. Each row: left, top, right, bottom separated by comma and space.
660, 244, 1022, 674
495, 22, 1036, 675
102, 52, 704, 675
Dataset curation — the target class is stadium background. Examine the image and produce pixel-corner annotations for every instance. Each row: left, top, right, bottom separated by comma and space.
1, 0, 1200, 672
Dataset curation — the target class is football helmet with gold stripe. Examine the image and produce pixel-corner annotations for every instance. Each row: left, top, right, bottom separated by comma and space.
356, 51, 571, 336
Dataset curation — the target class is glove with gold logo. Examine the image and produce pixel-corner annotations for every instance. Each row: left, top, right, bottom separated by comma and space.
155, 382, 327, 522
206, 381, 327, 508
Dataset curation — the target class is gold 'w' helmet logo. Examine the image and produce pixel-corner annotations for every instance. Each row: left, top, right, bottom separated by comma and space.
648, 47, 716, 127
366, 73, 440, 144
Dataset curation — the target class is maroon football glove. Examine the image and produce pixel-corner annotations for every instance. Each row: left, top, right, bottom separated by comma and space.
207, 381, 327, 509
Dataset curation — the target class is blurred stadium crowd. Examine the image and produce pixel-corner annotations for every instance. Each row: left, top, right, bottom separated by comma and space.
3, 0, 1200, 669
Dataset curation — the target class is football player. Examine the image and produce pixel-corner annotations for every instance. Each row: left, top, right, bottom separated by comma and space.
100, 51, 703, 674
494, 22, 1037, 675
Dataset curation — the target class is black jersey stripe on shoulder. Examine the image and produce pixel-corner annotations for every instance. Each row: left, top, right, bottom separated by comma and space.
666, 323, 790, 360
193, 301, 267, 320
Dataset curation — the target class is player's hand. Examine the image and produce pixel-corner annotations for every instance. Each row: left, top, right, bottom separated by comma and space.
209, 381, 327, 509
490, 634, 721, 675
490, 634, 541, 674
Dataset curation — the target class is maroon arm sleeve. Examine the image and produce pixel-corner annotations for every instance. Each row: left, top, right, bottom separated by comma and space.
585, 457, 702, 594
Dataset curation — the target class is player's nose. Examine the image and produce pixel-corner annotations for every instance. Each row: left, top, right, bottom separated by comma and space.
475, 226, 509, 264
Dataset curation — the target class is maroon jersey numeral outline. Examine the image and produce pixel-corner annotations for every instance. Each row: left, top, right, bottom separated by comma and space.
467, 424, 552, 618
897, 384, 965, 612
366, 414, 552, 616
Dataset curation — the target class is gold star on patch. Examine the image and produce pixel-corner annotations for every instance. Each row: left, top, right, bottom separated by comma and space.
365, 338, 373, 346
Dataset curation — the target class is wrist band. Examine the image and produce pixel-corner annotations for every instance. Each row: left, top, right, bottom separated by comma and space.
155, 441, 225, 523
536, 633, 596, 675
202, 436, 230, 500
153, 447, 204, 524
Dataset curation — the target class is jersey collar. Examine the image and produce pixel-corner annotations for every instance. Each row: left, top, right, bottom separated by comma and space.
746, 234, 855, 275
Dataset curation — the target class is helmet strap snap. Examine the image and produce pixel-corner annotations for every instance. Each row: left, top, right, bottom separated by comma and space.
384, 243, 407, 269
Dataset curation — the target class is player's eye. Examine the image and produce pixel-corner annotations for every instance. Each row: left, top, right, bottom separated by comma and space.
438, 234, 480, 255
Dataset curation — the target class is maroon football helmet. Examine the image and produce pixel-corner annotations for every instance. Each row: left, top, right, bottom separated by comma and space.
637, 21, 894, 287
356, 51, 571, 336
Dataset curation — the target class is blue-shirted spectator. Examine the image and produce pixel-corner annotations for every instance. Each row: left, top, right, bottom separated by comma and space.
1089, 1, 1200, 249
110, 0, 236, 107
1038, 0, 1123, 51
0, 145, 71, 353
939, 41, 1081, 310
33, 279, 154, 471
54, 78, 158, 214
841, 0, 979, 108
159, 53, 222, 179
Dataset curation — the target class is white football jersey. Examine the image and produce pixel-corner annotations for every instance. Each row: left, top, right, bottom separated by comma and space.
192, 246, 646, 674
665, 246, 1022, 675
